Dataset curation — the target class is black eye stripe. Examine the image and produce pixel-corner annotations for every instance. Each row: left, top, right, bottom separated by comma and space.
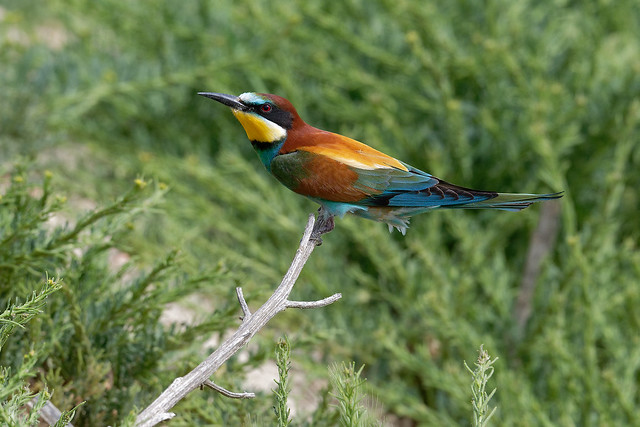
253, 102, 293, 129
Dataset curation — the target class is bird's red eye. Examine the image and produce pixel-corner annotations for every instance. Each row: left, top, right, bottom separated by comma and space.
260, 103, 272, 113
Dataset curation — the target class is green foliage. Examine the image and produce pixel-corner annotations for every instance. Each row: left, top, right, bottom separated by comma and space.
2, 0, 640, 425
465, 345, 498, 427
304, 383, 341, 427
329, 362, 378, 427
52, 401, 85, 427
273, 336, 292, 427
0, 164, 254, 426
0, 277, 62, 351
0, 276, 83, 427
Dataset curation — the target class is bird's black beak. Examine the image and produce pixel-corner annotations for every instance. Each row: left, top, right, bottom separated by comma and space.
197, 92, 248, 111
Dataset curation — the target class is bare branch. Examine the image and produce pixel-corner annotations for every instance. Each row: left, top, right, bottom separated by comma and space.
286, 293, 342, 309
202, 379, 255, 399
236, 287, 251, 321
135, 209, 340, 426
139, 412, 175, 427
513, 200, 561, 335
27, 397, 75, 427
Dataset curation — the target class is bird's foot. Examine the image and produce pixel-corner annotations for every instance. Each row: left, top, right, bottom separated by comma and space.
310, 208, 335, 245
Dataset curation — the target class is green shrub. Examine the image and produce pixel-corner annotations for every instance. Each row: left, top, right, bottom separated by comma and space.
2, 0, 640, 425
0, 163, 251, 426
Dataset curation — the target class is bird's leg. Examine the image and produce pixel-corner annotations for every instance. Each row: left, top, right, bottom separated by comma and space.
311, 207, 335, 245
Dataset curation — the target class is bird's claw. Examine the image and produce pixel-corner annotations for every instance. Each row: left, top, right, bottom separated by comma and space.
310, 210, 334, 245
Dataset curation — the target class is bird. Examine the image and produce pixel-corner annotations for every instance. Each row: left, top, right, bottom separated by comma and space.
198, 92, 562, 235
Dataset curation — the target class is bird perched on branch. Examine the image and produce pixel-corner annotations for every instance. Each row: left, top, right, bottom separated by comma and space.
199, 92, 562, 235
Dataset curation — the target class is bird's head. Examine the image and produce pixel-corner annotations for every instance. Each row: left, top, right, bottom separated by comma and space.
198, 92, 301, 145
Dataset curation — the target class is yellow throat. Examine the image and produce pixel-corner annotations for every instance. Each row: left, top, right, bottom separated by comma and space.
232, 110, 287, 143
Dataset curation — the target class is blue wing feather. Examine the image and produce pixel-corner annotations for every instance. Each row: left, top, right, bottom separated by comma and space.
352, 163, 496, 208
353, 164, 437, 192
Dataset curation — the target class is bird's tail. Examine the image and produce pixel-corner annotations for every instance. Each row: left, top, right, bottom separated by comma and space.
447, 191, 564, 211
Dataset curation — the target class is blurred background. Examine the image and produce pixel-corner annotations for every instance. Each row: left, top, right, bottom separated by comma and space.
1, 0, 639, 425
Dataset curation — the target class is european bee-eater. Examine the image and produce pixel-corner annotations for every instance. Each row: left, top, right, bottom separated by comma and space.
199, 92, 562, 235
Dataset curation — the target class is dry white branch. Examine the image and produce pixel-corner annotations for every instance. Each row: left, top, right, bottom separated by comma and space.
27, 396, 74, 427
135, 210, 339, 427
286, 293, 342, 309
236, 287, 251, 321
141, 412, 175, 426
514, 200, 561, 334
202, 379, 255, 399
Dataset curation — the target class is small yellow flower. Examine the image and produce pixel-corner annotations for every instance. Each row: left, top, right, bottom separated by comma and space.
103, 69, 117, 83
134, 178, 147, 189
446, 99, 461, 112
405, 30, 419, 45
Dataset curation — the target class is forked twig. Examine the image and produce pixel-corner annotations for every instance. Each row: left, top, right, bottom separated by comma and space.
135, 211, 340, 427
201, 380, 255, 399
236, 287, 251, 321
